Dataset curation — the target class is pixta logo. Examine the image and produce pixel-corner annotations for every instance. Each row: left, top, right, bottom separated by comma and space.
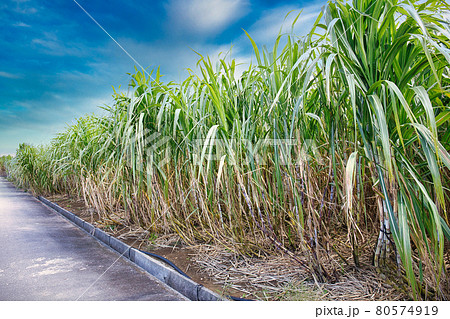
126, 128, 321, 173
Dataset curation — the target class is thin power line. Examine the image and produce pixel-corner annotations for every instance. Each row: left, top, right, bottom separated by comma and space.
72, 0, 149, 76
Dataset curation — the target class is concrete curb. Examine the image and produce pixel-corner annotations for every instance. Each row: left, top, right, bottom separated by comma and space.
38, 196, 224, 301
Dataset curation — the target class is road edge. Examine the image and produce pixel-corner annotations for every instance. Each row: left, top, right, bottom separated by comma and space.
37, 195, 224, 301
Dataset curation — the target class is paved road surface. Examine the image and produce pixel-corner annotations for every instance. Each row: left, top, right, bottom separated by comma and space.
0, 177, 186, 300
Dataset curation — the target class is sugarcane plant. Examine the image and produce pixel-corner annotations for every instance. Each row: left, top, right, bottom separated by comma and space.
0, 155, 12, 175
4, 0, 450, 299
323, 0, 450, 299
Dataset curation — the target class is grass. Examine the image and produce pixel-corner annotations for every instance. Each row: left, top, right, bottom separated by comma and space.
4, 0, 450, 300
0, 155, 12, 175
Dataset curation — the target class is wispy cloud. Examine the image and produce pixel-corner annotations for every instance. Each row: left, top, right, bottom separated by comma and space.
31, 32, 87, 57
0, 71, 20, 79
10, 0, 37, 15
13, 21, 31, 27
165, 0, 250, 36
244, 1, 326, 45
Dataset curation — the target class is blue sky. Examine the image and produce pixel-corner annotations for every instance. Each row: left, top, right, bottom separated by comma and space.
0, 0, 326, 155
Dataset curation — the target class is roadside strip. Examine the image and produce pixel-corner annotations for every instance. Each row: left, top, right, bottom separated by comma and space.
38, 196, 224, 301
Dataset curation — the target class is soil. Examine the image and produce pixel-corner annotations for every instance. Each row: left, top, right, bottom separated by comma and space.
45, 194, 411, 301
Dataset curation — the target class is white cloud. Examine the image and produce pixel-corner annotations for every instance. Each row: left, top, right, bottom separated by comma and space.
165, 0, 250, 36
11, 0, 37, 15
0, 71, 20, 79
13, 22, 30, 27
244, 1, 326, 45
31, 32, 86, 57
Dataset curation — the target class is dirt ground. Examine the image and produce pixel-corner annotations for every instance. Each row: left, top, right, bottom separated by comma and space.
46, 194, 409, 301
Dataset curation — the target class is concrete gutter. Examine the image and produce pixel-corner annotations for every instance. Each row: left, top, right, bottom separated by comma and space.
38, 196, 224, 301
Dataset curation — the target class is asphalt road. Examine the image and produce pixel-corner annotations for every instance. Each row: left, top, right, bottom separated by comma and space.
0, 177, 187, 301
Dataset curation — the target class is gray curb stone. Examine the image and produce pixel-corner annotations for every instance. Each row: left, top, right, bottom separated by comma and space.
93, 228, 111, 246
131, 250, 222, 301
37, 196, 224, 301
82, 221, 95, 235
110, 236, 131, 259
72, 215, 85, 228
